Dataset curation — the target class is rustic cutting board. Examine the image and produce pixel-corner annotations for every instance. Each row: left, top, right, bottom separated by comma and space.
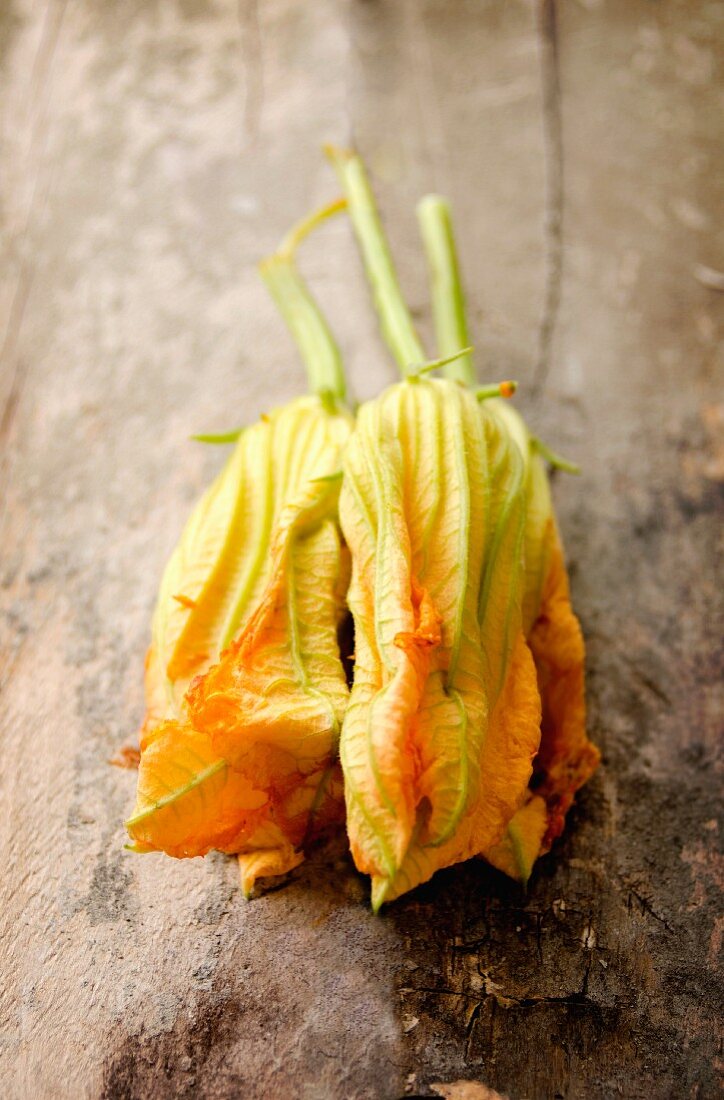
1, 2, 721, 1098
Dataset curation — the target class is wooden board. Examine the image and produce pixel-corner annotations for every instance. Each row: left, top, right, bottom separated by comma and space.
1, 2, 721, 1097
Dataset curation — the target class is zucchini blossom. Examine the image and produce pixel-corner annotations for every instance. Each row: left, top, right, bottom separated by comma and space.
329, 149, 599, 906
127, 205, 353, 895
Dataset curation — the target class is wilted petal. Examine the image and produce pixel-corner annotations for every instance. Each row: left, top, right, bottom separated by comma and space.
129, 399, 352, 892
127, 721, 269, 858
484, 793, 549, 884
528, 531, 601, 847
143, 398, 350, 737
480, 413, 600, 880
371, 631, 541, 906
340, 379, 538, 905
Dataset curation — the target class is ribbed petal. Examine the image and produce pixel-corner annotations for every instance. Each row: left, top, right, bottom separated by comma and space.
143, 397, 350, 737
371, 632, 541, 906
129, 400, 352, 893
340, 379, 536, 903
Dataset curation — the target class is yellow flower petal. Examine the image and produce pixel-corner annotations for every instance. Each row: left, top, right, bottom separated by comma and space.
237, 827, 305, 899
339, 378, 539, 904
130, 399, 352, 893
527, 531, 601, 846
484, 793, 549, 884
127, 721, 269, 858
480, 421, 600, 880
143, 397, 350, 736
371, 632, 541, 906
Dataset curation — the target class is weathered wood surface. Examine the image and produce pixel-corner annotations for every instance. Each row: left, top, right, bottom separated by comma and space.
1, 1, 722, 1097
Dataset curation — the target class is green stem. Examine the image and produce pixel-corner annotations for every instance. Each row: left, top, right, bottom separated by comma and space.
260, 200, 348, 404
475, 381, 518, 401
417, 194, 476, 387
532, 437, 581, 475
326, 145, 425, 376
191, 428, 243, 444
278, 197, 348, 259
407, 347, 475, 379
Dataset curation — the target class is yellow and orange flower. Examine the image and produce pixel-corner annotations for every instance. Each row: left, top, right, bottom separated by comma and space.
483, 404, 600, 881
125, 151, 600, 908
127, 211, 354, 895
330, 150, 599, 904
337, 378, 542, 907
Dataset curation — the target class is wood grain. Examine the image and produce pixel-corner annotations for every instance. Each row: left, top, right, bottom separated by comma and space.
1, 2, 721, 1098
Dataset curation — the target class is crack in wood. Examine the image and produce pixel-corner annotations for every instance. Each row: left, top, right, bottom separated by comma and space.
0, 269, 34, 449
630, 666, 674, 708
464, 1001, 482, 1064
626, 885, 676, 934
399, 986, 480, 999
0, 0, 67, 506
533, 0, 564, 396
237, 0, 264, 145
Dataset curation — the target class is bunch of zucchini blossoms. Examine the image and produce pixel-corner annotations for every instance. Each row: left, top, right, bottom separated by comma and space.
125, 149, 600, 910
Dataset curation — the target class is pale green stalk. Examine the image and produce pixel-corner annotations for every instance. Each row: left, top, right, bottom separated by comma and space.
418, 194, 520, 412
326, 145, 425, 375
417, 194, 476, 386
408, 347, 474, 378
476, 381, 518, 401
260, 198, 348, 404
532, 436, 581, 475
191, 428, 243, 444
